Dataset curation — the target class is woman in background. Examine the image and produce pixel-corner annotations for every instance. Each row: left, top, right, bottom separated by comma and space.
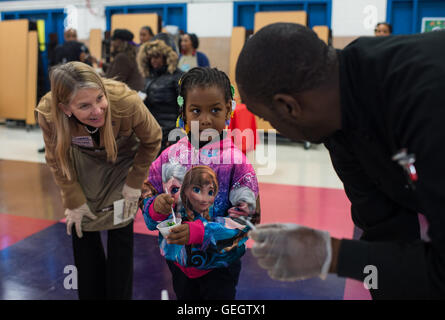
137, 35, 183, 153
178, 33, 210, 72
102, 28, 144, 91
374, 22, 392, 36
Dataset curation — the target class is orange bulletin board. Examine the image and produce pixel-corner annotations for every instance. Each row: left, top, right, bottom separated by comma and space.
254, 11, 307, 32
0, 20, 37, 125
229, 26, 246, 102
89, 29, 102, 62
111, 13, 159, 44
313, 25, 330, 44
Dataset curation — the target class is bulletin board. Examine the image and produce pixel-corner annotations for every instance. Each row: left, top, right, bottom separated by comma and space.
111, 13, 159, 44
254, 11, 307, 32
89, 29, 102, 63
313, 25, 330, 44
421, 17, 445, 32
229, 26, 246, 103
0, 19, 37, 125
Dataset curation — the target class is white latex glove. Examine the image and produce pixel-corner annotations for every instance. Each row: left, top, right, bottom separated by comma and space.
250, 223, 332, 281
122, 184, 141, 219
65, 203, 97, 238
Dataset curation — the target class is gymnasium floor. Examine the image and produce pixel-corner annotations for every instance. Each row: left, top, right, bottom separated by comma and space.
0, 123, 372, 300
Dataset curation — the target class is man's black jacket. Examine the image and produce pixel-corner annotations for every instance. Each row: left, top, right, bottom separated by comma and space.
324, 30, 445, 299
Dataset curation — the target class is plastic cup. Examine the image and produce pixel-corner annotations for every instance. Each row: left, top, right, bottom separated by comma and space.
156, 217, 182, 237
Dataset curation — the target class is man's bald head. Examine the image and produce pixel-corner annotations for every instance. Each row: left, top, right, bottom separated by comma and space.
235, 23, 337, 106
64, 29, 77, 42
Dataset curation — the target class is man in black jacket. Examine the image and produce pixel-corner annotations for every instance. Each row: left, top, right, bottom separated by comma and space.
235, 23, 445, 299
53, 29, 92, 66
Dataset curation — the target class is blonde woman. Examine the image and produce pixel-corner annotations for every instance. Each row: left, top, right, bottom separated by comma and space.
36, 61, 162, 299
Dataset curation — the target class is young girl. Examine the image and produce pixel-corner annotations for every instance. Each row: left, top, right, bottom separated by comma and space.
141, 67, 260, 299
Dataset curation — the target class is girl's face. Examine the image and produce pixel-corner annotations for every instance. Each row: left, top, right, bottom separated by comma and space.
164, 177, 182, 204
184, 86, 231, 137
139, 29, 152, 44
185, 183, 216, 213
62, 88, 108, 128
180, 34, 193, 53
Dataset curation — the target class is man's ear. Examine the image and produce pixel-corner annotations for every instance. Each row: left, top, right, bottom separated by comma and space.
272, 93, 301, 121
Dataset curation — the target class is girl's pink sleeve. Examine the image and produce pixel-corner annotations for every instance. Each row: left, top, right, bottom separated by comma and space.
147, 154, 164, 194
184, 220, 205, 245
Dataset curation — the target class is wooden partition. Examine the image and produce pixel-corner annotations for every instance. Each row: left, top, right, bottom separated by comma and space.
252, 11, 307, 131
313, 25, 330, 44
111, 13, 159, 44
89, 29, 103, 62
254, 11, 307, 32
0, 20, 37, 125
229, 27, 246, 103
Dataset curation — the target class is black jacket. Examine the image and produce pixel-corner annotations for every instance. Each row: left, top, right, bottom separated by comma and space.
324, 30, 445, 299
144, 67, 183, 148
53, 41, 90, 65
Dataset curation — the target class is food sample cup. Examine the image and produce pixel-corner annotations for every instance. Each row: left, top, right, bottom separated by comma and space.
156, 218, 182, 237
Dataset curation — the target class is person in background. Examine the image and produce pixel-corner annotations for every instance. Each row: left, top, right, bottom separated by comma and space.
374, 22, 392, 36
136, 33, 183, 153
36, 61, 162, 299
139, 26, 154, 45
101, 29, 144, 92
53, 28, 94, 66
178, 33, 210, 72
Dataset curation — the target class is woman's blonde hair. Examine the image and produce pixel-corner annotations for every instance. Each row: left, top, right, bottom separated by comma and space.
40, 61, 134, 181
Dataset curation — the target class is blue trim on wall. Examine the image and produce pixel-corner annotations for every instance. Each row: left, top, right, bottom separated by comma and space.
387, 0, 445, 34
105, 3, 187, 32
233, 0, 332, 30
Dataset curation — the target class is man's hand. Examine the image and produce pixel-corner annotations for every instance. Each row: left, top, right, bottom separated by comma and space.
250, 223, 333, 281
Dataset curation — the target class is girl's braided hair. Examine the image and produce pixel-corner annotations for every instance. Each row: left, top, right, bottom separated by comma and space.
178, 67, 233, 118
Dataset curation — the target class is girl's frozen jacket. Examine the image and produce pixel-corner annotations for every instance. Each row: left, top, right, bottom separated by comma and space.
142, 135, 259, 269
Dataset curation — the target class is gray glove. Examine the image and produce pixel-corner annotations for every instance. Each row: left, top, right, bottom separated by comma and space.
65, 203, 97, 238
250, 223, 332, 281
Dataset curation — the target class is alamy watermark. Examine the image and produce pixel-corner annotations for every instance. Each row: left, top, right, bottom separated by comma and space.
363, 5, 378, 30
63, 265, 78, 290
167, 121, 277, 176
363, 265, 378, 290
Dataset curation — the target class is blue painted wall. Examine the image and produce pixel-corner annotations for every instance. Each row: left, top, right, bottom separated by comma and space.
233, 0, 332, 30
105, 3, 187, 32
387, 0, 445, 34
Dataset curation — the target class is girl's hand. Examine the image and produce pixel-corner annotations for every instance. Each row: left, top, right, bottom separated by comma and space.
228, 202, 250, 218
154, 193, 175, 214
166, 224, 190, 245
